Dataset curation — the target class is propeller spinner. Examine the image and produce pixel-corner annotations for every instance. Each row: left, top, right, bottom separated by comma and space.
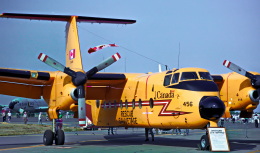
38, 52, 121, 126
223, 60, 260, 101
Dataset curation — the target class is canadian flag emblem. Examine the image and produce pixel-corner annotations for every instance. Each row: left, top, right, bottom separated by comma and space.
69, 49, 75, 60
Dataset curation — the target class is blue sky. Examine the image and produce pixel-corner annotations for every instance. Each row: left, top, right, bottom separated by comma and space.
0, 0, 260, 111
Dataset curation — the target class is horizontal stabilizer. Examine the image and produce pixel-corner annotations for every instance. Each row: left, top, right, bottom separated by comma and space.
0, 13, 136, 24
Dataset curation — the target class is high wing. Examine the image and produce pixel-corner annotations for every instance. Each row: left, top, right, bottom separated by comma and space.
0, 67, 127, 100
86, 73, 127, 100
0, 68, 54, 99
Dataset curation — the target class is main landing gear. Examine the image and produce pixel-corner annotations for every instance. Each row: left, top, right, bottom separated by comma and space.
43, 119, 65, 145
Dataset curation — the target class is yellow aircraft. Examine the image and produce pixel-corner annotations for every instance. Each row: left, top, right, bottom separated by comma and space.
0, 13, 258, 150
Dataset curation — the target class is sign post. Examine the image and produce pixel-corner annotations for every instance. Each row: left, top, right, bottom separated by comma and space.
208, 127, 230, 152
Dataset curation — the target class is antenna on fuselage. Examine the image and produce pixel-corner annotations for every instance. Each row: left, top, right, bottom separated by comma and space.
158, 64, 162, 72
165, 65, 169, 70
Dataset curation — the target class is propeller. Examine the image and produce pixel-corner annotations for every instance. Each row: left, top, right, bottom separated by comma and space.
223, 60, 260, 100
38, 52, 121, 126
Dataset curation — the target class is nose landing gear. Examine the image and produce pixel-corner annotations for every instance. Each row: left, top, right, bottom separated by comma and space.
199, 121, 218, 150
200, 135, 209, 150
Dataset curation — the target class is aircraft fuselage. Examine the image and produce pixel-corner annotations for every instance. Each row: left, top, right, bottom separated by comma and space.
87, 68, 225, 129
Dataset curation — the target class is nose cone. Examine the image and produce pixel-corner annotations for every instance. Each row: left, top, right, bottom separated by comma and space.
9, 101, 17, 109
199, 96, 225, 120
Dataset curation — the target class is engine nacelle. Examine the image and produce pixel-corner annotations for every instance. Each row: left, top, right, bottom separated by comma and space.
217, 73, 259, 112
249, 90, 259, 102
56, 84, 78, 110
228, 88, 259, 111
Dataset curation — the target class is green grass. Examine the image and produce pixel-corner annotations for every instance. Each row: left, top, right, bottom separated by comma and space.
0, 122, 83, 136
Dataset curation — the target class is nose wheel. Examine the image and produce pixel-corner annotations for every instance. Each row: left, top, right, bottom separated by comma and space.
200, 135, 209, 150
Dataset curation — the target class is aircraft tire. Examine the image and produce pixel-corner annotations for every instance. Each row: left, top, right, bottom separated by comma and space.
55, 129, 65, 145
43, 130, 54, 146
200, 135, 209, 150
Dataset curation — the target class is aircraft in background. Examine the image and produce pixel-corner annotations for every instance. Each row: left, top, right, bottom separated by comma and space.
0, 13, 259, 150
9, 97, 48, 114
8, 97, 69, 117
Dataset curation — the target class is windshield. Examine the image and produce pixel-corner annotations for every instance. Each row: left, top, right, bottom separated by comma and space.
171, 73, 179, 84
180, 72, 198, 81
199, 72, 213, 80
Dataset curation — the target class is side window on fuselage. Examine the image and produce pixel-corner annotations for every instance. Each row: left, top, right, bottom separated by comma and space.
163, 74, 172, 86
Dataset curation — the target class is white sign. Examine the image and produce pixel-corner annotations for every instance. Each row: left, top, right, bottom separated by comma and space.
208, 127, 230, 152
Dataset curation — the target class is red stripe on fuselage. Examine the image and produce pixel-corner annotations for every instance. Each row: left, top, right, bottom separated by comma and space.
100, 99, 192, 116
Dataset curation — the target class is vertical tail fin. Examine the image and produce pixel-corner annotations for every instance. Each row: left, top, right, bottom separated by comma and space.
0, 13, 136, 70
65, 16, 83, 69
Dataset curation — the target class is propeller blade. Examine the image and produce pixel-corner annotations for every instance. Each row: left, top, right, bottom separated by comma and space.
38, 53, 76, 77
38, 53, 66, 72
97, 52, 121, 71
86, 53, 121, 78
223, 60, 256, 81
77, 85, 86, 126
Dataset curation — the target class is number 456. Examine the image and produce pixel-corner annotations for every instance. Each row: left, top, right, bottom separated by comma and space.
183, 101, 193, 107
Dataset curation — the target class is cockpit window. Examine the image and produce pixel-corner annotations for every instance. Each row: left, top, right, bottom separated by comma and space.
171, 73, 179, 84
180, 72, 198, 81
199, 72, 213, 80
163, 75, 172, 86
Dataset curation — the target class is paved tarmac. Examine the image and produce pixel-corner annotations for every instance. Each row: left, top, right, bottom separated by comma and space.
0, 117, 259, 153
